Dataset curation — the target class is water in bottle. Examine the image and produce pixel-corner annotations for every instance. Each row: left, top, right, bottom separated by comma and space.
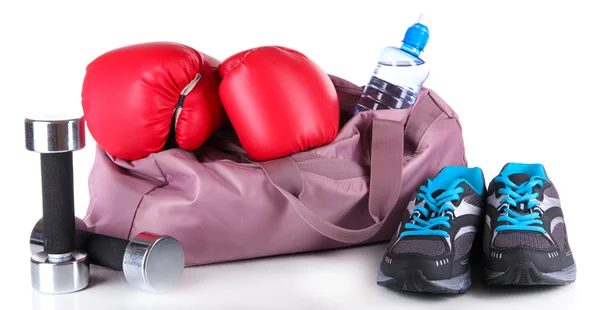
355, 14, 431, 113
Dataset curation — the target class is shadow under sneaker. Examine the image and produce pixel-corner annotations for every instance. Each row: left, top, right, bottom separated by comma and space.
483, 163, 576, 285
377, 166, 486, 294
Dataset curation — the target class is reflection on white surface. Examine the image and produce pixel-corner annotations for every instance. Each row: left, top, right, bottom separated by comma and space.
27, 243, 583, 310
32, 290, 80, 310
31, 265, 130, 310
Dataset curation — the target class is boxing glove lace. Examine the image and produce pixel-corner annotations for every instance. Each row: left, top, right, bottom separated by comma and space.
82, 42, 227, 160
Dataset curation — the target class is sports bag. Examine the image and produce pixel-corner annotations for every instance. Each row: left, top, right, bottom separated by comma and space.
83, 75, 468, 266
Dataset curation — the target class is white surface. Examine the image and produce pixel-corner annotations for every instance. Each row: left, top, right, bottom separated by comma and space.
26, 244, 588, 310
1, 0, 598, 309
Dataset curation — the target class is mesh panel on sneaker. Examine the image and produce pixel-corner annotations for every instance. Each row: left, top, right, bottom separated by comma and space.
465, 193, 483, 206
392, 239, 446, 256
494, 231, 552, 249
545, 185, 560, 199
552, 223, 567, 249
454, 232, 475, 259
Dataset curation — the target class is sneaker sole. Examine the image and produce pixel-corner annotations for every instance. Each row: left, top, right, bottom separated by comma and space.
377, 267, 471, 294
485, 261, 576, 285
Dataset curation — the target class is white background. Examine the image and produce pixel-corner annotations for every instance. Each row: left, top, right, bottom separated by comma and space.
0, 0, 598, 309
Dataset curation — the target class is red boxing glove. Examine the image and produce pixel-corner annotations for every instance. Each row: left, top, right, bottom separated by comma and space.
218, 46, 339, 161
82, 42, 227, 160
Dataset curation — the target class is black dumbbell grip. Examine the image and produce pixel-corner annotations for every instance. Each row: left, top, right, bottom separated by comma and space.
32, 227, 130, 270
79, 230, 129, 270
41, 152, 76, 254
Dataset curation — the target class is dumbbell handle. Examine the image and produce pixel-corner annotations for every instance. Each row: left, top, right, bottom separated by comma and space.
83, 231, 129, 270
41, 152, 76, 255
32, 226, 129, 270
31, 218, 186, 293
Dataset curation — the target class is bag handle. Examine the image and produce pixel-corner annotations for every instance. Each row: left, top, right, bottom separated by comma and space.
256, 118, 405, 243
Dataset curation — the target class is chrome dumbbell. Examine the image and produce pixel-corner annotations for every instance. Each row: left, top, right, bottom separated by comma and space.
25, 116, 89, 294
30, 218, 185, 293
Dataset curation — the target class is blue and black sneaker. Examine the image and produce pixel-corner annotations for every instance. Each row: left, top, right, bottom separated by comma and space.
483, 163, 576, 285
377, 166, 486, 293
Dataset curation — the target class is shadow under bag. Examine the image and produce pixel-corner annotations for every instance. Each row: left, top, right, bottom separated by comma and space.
83, 75, 468, 266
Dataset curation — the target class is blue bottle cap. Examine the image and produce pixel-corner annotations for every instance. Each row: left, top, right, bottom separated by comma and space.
402, 14, 429, 52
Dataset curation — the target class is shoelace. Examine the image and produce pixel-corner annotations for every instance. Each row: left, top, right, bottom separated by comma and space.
494, 175, 546, 233
400, 179, 466, 238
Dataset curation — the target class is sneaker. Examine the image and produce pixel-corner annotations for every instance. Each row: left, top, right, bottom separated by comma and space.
377, 166, 486, 293
483, 163, 576, 285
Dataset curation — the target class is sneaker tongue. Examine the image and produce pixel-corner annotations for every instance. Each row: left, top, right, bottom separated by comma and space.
432, 189, 445, 198
431, 180, 471, 197
431, 183, 467, 207
502, 173, 537, 215
508, 173, 530, 185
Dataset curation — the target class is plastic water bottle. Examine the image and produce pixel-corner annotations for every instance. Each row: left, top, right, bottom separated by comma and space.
355, 14, 430, 113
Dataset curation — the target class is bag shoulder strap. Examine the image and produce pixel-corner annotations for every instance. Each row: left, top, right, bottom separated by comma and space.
404, 89, 446, 156
257, 118, 405, 243
257, 94, 449, 243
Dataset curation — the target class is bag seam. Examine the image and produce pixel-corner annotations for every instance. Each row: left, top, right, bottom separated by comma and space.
455, 118, 468, 166
413, 113, 447, 154
295, 157, 358, 165
203, 160, 259, 170
294, 152, 329, 162
424, 92, 466, 164
126, 183, 166, 239
426, 89, 457, 119
301, 170, 369, 183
